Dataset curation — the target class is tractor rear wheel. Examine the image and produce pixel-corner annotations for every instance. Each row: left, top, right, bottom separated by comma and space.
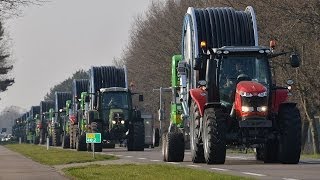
34, 136, 40, 145
76, 134, 86, 151
162, 133, 168, 161
91, 122, 103, 152
62, 134, 70, 149
278, 103, 301, 164
52, 128, 61, 146
203, 108, 226, 164
39, 129, 45, 144
127, 121, 145, 151
153, 128, 160, 147
190, 101, 205, 163
166, 131, 185, 162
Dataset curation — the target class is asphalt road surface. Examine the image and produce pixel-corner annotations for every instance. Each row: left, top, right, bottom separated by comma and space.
101, 147, 320, 180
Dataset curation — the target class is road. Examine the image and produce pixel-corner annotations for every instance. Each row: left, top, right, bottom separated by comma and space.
101, 147, 320, 180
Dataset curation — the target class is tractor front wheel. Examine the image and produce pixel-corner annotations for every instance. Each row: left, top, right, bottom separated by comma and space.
278, 103, 301, 164
190, 101, 205, 163
166, 131, 185, 162
202, 108, 226, 164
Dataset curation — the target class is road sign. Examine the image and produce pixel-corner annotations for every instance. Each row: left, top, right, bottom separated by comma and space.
86, 133, 101, 143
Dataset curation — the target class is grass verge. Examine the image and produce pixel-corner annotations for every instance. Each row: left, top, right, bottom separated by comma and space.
5, 144, 117, 165
301, 153, 320, 159
63, 164, 252, 180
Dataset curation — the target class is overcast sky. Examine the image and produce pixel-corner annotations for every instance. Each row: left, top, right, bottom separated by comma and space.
0, 0, 151, 112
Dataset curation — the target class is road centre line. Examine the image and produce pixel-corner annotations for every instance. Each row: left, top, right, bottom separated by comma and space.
210, 168, 229, 171
187, 164, 201, 168
150, 160, 161, 162
166, 162, 180, 165
125, 156, 132, 158
241, 172, 266, 177
282, 178, 300, 180
138, 158, 147, 160
115, 155, 123, 157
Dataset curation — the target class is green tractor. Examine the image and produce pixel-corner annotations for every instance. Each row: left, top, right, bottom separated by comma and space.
27, 106, 40, 144
38, 101, 55, 144
60, 100, 72, 148
47, 92, 73, 147
87, 66, 145, 151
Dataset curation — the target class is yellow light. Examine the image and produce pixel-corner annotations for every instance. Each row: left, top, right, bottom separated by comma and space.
200, 41, 206, 48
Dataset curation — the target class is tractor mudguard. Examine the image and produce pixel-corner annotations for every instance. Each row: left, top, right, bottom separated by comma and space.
189, 88, 207, 117
271, 88, 289, 113
88, 110, 100, 124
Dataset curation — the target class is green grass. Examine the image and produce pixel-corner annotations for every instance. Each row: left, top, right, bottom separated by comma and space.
4, 144, 117, 165
64, 164, 252, 180
301, 153, 320, 159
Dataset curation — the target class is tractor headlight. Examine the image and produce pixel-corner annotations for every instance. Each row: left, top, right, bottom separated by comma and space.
121, 120, 125, 124
240, 91, 253, 97
257, 106, 268, 112
257, 91, 267, 97
242, 106, 254, 112
112, 120, 116, 124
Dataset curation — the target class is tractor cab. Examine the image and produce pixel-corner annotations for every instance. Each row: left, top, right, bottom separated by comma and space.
99, 87, 132, 129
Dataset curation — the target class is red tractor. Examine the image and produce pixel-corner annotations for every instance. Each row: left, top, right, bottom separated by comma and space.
162, 6, 301, 164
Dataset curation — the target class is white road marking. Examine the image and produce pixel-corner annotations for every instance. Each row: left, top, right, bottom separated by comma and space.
108, 154, 115, 156
138, 158, 147, 160
185, 152, 191, 155
166, 162, 180, 165
150, 160, 161, 162
187, 165, 201, 168
115, 155, 123, 157
226, 156, 249, 160
241, 172, 266, 177
210, 168, 229, 171
282, 178, 300, 180
125, 156, 132, 158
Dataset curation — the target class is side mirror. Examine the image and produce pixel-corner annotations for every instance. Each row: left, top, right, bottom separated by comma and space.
290, 54, 300, 68
139, 94, 144, 102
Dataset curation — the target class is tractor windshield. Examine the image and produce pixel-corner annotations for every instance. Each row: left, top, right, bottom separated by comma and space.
101, 92, 129, 109
219, 56, 271, 105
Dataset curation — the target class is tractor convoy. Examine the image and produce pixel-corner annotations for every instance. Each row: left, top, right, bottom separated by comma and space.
11, 5, 301, 164
12, 66, 148, 152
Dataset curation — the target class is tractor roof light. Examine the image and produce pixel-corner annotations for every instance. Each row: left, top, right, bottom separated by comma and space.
200, 41, 206, 49
270, 40, 276, 49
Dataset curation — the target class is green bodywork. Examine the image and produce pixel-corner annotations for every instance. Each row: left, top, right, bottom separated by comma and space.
63, 100, 72, 134
47, 108, 55, 137
35, 114, 41, 137
170, 55, 183, 127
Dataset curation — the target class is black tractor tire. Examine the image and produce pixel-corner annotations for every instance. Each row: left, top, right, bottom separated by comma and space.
162, 133, 168, 161
69, 125, 74, 149
62, 135, 70, 149
90, 122, 103, 152
264, 139, 279, 163
166, 131, 185, 162
34, 136, 40, 145
76, 134, 87, 151
39, 129, 45, 144
127, 121, 145, 151
202, 108, 226, 164
52, 128, 61, 146
255, 147, 264, 161
48, 135, 53, 146
103, 143, 116, 148
190, 101, 205, 163
153, 128, 160, 147
278, 103, 301, 164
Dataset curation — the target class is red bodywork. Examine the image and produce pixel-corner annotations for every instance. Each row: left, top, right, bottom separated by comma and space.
36, 123, 42, 129
235, 81, 267, 118
190, 88, 207, 117
69, 114, 77, 125
271, 89, 288, 113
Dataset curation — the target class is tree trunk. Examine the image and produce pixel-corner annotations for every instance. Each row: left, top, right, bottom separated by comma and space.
310, 118, 320, 154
